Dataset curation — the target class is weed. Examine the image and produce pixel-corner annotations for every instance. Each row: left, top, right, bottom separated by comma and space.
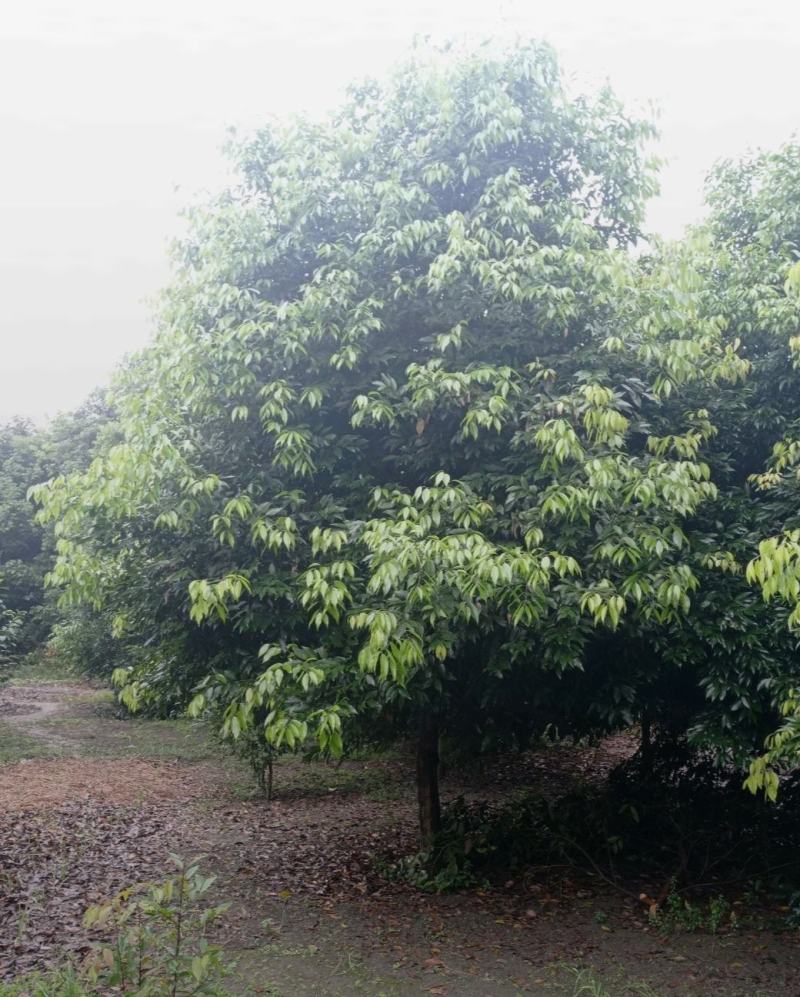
0, 966, 86, 997
564, 967, 613, 996
650, 881, 734, 935
83, 854, 231, 995
562, 966, 660, 996
0, 859, 233, 995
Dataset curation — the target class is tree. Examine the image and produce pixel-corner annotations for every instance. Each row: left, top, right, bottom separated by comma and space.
690, 144, 800, 797
0, 396, 114, 662
36, 41, 758, 841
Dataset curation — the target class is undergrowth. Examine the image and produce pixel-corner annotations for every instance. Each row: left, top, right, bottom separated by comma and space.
382, 739, 800, 913
650, 884, 734, 934
1, 857, 232, 996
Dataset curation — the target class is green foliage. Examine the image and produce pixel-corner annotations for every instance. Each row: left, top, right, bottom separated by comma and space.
0, 397, 113, 665
693, 144, 800, 795
650, 882, 733, 935
0, 967, 86, 997
30, 50, 721, 739
0, 418, 54, 654
0, 860, 232, 996
0, 601, 23, 671
49, 612, 134, 678
26, 43, 800, 825
82, 856, 230, 996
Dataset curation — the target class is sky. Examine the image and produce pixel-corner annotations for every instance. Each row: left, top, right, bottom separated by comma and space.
1, 0, 798, 422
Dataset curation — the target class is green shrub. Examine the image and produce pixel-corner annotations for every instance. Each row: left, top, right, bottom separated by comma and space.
649, 882, 734, 934
83, 855, 230, 995
0, 858, 233, 996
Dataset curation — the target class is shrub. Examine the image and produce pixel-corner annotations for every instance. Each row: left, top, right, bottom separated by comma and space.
82, 856, 231, 996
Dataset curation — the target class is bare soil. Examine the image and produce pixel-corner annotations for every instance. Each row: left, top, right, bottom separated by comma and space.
1, 678, 798, 995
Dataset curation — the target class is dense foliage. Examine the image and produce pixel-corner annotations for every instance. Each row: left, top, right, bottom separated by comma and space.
0, 400, 112, 668
18, 44, 800, 840
703, 145, 800, 795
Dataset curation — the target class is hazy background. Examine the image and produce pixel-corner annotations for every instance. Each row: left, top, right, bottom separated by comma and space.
1, 0, 798, 422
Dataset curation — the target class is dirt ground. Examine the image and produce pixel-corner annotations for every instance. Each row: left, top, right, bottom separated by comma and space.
0, 676, 798, 996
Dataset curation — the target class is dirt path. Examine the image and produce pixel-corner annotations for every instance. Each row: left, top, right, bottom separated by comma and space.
1, 679, 799, 995
0, 680, 235, 808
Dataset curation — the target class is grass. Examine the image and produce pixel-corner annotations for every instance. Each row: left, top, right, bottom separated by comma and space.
4, 653, 81, 686
34, 715, 229, 762
559, 966, 775, 997
270, 755, 403, 801
228, 942, 405, 997
0, 720, 52, 763
0, 967, 85, 997
561, 968, 661, 996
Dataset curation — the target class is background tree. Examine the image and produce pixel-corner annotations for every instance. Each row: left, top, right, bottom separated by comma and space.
0, 396, 113, 667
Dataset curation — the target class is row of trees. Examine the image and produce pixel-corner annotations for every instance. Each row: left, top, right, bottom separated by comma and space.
11, 42, 800, 841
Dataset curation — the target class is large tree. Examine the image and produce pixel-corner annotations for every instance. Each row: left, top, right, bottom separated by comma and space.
37, 42, 766, 840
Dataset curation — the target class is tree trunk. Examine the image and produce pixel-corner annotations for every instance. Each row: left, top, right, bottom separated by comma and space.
416, 713, 441, 845
258, 758, 274, 803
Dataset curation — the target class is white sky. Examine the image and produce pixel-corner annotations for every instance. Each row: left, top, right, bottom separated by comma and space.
1, 0, 798, 422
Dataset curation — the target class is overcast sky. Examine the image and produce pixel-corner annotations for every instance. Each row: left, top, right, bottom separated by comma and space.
1, 0, 798, 422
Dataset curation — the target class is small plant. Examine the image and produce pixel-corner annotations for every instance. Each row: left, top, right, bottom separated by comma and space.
566, 967, 613, 996
563, 966, 660, 997
707, 894, 732, 934
658, 885, 705, 933
650, 881, 734, 935
222, 723, 277, 801
83, 855, 231, 995
380, 797, 501, 893
381, 847, 478, 894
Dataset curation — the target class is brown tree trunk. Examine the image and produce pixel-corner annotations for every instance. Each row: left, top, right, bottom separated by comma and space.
416, 713, 441, 845
258, 757, 275, 803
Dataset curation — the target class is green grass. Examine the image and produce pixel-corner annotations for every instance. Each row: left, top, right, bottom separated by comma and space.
4, 653, 81, 686
228, 942, 404, 997
272, 757, 401, 800
64, 688, 115, 709
0, 720, 53, 763
557, 967, 662, 997
0, 967, 85, 996
34, 715, 228, 762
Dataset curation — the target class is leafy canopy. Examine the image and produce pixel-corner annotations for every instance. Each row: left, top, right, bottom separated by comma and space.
34, 42, 774, 786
